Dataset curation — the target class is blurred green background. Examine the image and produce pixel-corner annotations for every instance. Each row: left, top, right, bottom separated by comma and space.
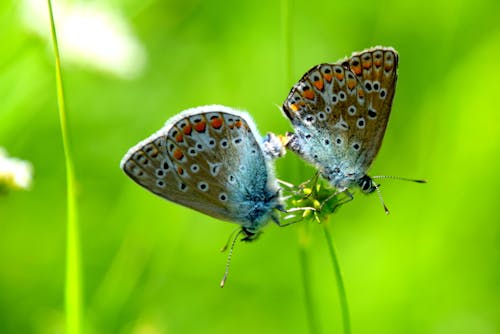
1, 0, 499, 333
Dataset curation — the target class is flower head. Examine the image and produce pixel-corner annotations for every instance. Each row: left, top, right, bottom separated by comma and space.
0, 148, 33, 192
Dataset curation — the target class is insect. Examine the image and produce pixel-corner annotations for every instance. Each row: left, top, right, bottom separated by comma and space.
281, 47, 423, 212
120, 105, 287, 238
120, 105, 302, 285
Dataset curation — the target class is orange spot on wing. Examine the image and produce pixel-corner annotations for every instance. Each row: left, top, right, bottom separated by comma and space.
183, 124, 192, 135
347, 79, 356, 90
324, 73, 333, 82
234, 120, 243, 128
384, 64, 394, 72
362, 60, 372, 69
175, 133, 184, 142
357, 88, 364, 98
290, 103, 299, 111
352, 65, 362, 75
335, 72, 344, 81
177, 166, 184, 175
211, 117, 223, 129
313, 79, 324, 90
302, 89, 315, 100
194, 121, 206, 132
374, 59, 382, 67
173, 148, 184, 160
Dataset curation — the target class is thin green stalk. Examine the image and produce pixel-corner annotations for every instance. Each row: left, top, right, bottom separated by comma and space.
47, 1, 82, 334
298, 226, 321, 334
323, 224, 350, 334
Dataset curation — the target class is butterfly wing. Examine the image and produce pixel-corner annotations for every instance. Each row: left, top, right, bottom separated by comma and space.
344, 47, 398, 168
282, 47, 398, 188
121, 105, 280, 227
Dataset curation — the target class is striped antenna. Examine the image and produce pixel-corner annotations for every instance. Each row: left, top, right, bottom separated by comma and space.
220, 229, 243, 288
372, 175, 427, 183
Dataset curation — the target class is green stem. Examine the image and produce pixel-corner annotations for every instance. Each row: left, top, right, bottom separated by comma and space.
323, 224, 351, 334
47, 2, 82, 334
298, 228, 321, 334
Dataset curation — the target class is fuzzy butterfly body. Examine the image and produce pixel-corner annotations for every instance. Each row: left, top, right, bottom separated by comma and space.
282, 47, 399, 193
121, 105, 284, 238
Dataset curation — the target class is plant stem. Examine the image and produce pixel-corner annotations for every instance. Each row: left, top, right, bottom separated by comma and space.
298, 226, 321, 334
47, 1, 82, 334
323, 224, 351, 334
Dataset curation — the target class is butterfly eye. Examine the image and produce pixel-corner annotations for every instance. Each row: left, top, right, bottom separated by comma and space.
360, 179, 370, 192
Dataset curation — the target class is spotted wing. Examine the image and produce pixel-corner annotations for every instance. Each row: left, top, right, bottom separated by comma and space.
121, 105, 279, 225
282, 47, 398, 177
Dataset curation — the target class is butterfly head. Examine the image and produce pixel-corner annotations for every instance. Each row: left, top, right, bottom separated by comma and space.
319, 165, 377, 194
357, 174, 377, 194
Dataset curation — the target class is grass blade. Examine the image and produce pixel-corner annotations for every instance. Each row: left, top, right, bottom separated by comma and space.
323, 224, 351, 334
47, 1, 82, 333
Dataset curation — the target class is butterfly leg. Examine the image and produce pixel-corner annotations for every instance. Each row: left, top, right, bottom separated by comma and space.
220, 227, 243, 252
319, 188, 353, 211
297, 171, 320, 192
277, 179, 305, 199
276, 178, 296, 189
271, 206, 316, 227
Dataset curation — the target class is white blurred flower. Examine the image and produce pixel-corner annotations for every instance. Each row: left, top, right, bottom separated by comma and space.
21, 0, 147, 79
0, 148, 33, 191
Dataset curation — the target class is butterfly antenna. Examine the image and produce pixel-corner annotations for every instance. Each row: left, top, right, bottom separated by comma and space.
373, 183, 390, 215
372, 175, 427, 183
220, 227, 241, 252
220, 229, 243, 288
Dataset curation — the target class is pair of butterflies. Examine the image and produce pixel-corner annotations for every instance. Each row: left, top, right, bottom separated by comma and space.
121, 46, 402, 243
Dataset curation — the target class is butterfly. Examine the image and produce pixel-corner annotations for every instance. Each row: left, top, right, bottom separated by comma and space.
120, 105, 287, 240
281, 47, 420, 211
